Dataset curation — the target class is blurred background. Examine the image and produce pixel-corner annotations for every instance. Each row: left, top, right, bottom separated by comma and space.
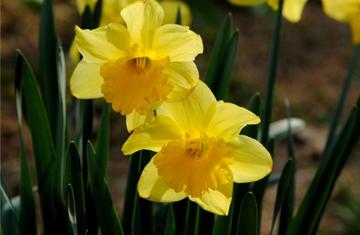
1, 0, 360, 234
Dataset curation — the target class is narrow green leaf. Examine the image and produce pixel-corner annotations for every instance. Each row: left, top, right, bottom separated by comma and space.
39, 0, 59, 141
64, 143, 87, 235
184, 200, 198, 235
86, 142, 124, 235
122, 152, 141, 234
230, 183, 250, 234
213, 30, 239, 100
323, 45, 360, 159
267, 175, 281, 187
241, 93, 261, 138
164, 205, 176, 235
212, 214, 231, 235
15, 56, 36, 235
287, 98, 360, 235
95, 103, 110, 179
93, 0, 103, 27
66, 185, 79, 235
15, 50, 55, 186
260, 0, 284, 145
204, 13, 233, 89
0, 189, 20, 235
278, 99, 296, 235
270, 159, 294, 235
194, 207, 214, 235
175, 6, 182, 25
235, 192, 259, 235
173, 199, 187, 235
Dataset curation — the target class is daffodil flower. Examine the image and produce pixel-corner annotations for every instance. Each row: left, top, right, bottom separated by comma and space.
75, 0, 191, 26
122, 81, 272, 215
322, 0, 360, 44
70, 0, 203, 130
228, 0, 308, 23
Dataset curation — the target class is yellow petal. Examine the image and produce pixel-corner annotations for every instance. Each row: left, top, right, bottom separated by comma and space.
121, 0, 164, 48
122, 116, 183, 155
206, 102, 260, 141
164, 61, 199, 101
322, 0, 360, 22
189, 182, 232, 216
229, 135, 272, 183
157, 81, 216, 133
70, 60, 104, 98
126, 109, 155, 132
228, 0, 266, 6
75, 23, 129, 63
138, 159, 187, 202
152, 24, 203, 62
69, 38, 81, 67
160, 0, 192, 25
282, 0, 308, 23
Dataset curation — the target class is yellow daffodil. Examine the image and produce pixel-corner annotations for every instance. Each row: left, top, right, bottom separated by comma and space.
228, 0, 308, 23
122, 81, 272, 215
70, 0, 203, 130
70, 0, 191, 67
75, 0, 191, 25
322, 0, 360, 44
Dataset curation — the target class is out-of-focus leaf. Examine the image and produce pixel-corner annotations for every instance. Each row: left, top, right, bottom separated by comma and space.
86, 142, 124, 235
214, 30, 239, 100
1, 183, 19, 235
175, 6, 182, 25
93, 0, 103, 27
184, 200, 197, 235
204, 13, 233, 90
164, 205, 176, 235
323, 45, 360, 156
287, 98, 360, 235
194, 207, 214, 235
173, 199, 187, 235
95, 103, 110, 179
235, 192, 259, 235
39, 0, 59, 141
267, 175, 281, 187
260, 0, 284, 145
66, 185, 78, 235
270, 159, 294, 235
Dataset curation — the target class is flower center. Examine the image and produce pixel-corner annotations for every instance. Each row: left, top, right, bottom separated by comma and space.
100, 56, 172, 115
154, 135, 234, 197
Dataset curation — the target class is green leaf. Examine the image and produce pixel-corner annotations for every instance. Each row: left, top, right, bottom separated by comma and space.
184, 201, 198, 235
15, 57, 36, 235
122, 152, 141, 234
64, 143, 86, 235
175, 6, 182, 25
270, 159, 294, 235
204, 13, 233, 90
164, 205, 176, 235
66, 185, 79, 235
95, 103, 110, 179
1, 182, 19, 235
173, 199, 187, 235
213, 30, 239, 100
39, 0, 59, 142
194, 207, 214, 235
86, 142, 124, 235
15, 50, 55, 187
322, 45, 360, 159
286, 98, 360, 235
260, 0, 284, 145
241, 93, 261, 138
235, 192, 259, 235
93, 0, 103, 28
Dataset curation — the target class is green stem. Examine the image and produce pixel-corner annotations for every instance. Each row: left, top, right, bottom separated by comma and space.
323, 44, 360, 155
260, 0, 284, 145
